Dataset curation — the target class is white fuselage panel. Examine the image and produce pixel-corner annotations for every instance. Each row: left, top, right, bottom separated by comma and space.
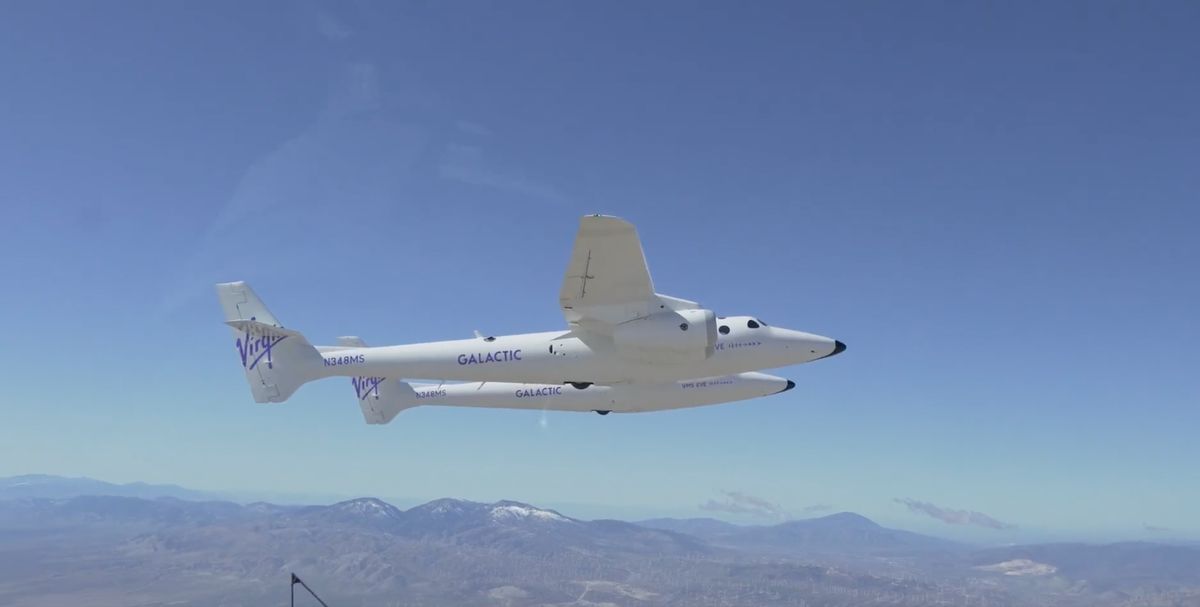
317, 321, 837, 385
399, 372, 789, 413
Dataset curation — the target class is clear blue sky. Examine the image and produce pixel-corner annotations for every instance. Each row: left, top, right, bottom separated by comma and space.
1, 2, 1196, 543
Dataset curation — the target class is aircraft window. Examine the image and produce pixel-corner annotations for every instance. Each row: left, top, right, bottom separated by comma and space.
679, 323, 689, 331
719, 325, 729, 335
747, 320, 760, 329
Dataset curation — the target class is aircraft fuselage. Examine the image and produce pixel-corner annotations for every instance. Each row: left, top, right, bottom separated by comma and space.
313, 317, 841, 384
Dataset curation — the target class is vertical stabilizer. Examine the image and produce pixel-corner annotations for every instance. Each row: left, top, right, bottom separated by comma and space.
215, 282, 323, 403
216, 281, 282, 327
333, 336, 418, 423
354, 376, 420, 424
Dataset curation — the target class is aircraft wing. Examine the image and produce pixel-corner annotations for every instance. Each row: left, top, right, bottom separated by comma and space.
559, 215, 692, 332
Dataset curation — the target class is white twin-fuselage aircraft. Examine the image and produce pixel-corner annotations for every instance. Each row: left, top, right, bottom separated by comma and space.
217, 215, 844, 423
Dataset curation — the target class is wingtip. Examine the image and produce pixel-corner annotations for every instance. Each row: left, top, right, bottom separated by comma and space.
582, 213, 629, 224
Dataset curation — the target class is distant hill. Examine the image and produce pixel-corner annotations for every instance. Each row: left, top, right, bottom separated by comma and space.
284, 496, 707, 557
0, 474, 218, 502
641, 511, 961, 557
732, 512, 962, 555
973, 542, 1200, 591
637, 517, 744, 537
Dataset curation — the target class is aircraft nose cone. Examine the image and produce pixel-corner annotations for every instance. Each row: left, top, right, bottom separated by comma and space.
816, 340, 846, 360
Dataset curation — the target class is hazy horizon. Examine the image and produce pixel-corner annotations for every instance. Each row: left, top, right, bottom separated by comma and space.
3, 472, 1191, 546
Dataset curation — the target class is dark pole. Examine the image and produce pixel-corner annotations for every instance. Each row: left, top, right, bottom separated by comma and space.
290, 572, 331, 607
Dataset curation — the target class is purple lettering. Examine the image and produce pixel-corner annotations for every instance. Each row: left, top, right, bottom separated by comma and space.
352, 376, 385, 400
236, 328, 288, 370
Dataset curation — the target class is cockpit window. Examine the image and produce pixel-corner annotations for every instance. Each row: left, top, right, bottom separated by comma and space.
719, 325, 730, 335
747, 320, 760, 329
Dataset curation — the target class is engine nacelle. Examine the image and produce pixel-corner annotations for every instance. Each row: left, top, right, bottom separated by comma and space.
611, 309, 717, 364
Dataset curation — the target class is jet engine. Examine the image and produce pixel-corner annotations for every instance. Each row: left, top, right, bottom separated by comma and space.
611, 309, 717, 364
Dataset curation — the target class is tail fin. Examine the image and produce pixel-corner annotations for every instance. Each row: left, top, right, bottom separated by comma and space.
335, 337, 418, 424
354, 376, 419, 424
215, 282, 324, 403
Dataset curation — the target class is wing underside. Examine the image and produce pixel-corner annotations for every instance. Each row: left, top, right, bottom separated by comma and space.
559, 215, 695, 331
559, 215, 654, 306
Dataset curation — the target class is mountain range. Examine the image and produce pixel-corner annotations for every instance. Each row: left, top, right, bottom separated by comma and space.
0, 473, 218, 501
640, 511, 960, 557
2, 475, 1198, 606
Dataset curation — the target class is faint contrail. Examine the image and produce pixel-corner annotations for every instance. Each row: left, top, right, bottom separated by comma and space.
893, 497, 1015, 530
699, 491, 789, 521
